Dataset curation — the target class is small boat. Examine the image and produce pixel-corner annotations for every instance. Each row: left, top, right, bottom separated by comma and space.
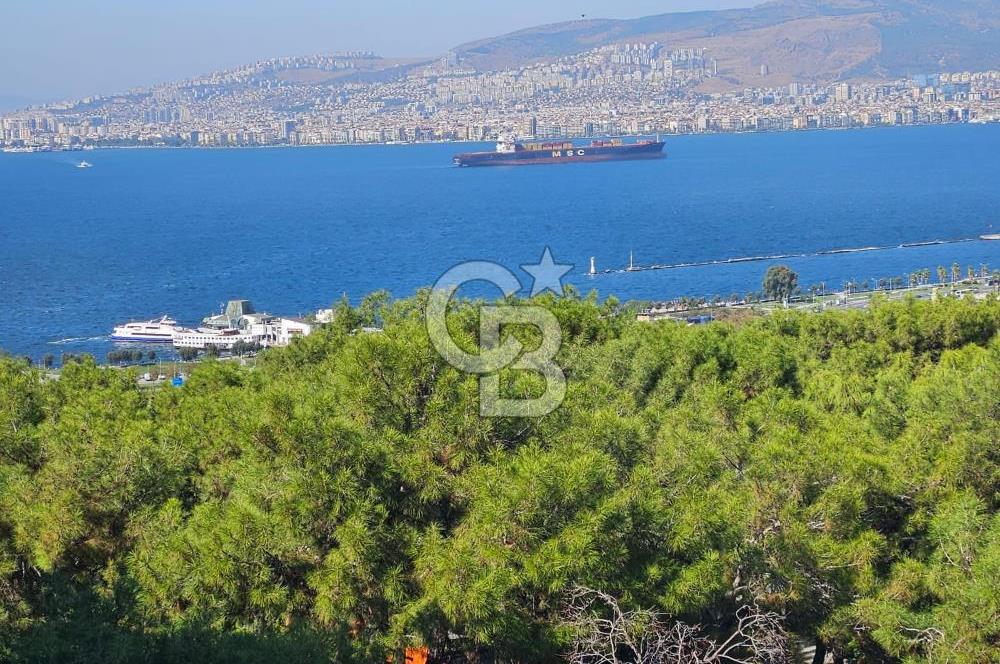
76, 161, 92, 169
981, 234, 1000, 241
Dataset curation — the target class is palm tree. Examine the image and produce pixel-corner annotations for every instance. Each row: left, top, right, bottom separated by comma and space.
951, 262, 960, 284
937, 266, 948, 284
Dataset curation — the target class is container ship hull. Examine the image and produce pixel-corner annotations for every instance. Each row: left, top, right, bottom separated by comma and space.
454, 140, 665, 167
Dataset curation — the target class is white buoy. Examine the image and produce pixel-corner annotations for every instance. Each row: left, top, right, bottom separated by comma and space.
589, 256, 596, 275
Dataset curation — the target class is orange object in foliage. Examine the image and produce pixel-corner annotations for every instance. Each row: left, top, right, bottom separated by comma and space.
404, 647, 428, 664
386, 645, 428, 664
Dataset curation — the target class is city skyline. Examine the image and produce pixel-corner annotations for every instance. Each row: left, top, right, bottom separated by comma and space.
1, 0, 751, 108
4, 40, 996, 154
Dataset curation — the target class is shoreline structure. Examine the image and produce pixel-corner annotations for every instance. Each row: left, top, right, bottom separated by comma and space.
590, 236, 989, 276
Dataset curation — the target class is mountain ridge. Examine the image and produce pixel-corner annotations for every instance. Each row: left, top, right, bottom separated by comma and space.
6, 0, 999, 113
449, 0, 1000, 85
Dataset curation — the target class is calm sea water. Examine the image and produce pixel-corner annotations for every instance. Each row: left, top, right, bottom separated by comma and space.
1, 124, 999, 362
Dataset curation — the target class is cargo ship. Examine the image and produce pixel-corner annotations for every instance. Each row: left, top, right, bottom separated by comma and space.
453, 135, 665, 167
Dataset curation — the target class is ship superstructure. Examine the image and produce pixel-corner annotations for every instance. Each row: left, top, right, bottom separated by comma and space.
110, 316, 180, 343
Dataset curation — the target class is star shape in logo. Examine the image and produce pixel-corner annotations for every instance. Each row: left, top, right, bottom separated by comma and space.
521, 247, 573, 297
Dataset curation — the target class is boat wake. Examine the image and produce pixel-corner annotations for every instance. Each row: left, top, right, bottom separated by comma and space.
49, 335, 108, 345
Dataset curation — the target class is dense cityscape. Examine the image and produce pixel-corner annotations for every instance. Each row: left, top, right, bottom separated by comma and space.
3, 43, 1000, 151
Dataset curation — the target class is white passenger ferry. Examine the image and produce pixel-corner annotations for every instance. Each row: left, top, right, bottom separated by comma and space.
171, 327, 249, 351
110, 316, 179, 343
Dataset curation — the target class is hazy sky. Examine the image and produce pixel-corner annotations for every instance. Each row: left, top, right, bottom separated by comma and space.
1, 0, 751, 108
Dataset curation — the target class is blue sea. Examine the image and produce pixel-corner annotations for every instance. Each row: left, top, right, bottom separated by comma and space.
1, 124, 999, 362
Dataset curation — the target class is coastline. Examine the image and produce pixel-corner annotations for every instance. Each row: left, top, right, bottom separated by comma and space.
4, 119, 998, 155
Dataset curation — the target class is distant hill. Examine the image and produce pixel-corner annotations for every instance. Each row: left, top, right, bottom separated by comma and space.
451, 0, 1000, 85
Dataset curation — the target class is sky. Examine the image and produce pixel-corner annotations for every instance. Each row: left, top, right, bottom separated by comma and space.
1, 0, 750, 109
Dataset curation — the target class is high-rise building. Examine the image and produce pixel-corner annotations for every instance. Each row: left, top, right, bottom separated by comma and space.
524, 115, 537, 138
